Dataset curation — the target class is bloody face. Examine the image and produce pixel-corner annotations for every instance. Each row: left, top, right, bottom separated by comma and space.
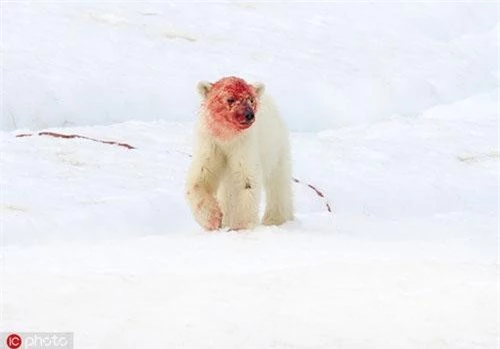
202, 77, 260, 141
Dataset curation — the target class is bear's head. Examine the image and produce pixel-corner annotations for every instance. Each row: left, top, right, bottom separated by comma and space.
197, 76, 265, 141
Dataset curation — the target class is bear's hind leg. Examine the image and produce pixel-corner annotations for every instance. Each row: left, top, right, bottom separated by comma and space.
262, 160, 294, 226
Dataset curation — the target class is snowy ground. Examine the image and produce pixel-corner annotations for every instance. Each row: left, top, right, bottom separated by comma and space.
1, 2, 499, 349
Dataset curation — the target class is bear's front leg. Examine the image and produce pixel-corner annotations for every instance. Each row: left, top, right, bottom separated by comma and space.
224, 157, 262, 230
187, 187, 222, 231
185, 141, 225, 231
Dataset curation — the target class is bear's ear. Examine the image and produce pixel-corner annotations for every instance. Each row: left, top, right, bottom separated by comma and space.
253, 83, 265, 97
197, 81, 213, 98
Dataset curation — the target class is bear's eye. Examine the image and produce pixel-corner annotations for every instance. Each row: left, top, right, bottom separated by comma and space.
248, 97, 255, 104
227, 98, 236, 105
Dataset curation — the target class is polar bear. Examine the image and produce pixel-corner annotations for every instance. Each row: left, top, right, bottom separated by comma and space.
186, 76, 293, 230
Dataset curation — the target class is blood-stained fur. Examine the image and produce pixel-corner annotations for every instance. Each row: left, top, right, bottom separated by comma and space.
186, 76, 293, 230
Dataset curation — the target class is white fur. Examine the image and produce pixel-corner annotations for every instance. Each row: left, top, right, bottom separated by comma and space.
186, 87, 294, 230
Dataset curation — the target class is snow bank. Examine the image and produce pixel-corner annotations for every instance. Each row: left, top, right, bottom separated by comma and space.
2, 2, 498, 131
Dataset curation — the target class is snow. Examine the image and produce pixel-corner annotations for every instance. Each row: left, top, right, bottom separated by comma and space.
1, 2, 499, 349
3, 2, 499, 131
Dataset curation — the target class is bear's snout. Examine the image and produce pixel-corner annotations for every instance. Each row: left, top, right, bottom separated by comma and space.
244, 108, 255, 123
